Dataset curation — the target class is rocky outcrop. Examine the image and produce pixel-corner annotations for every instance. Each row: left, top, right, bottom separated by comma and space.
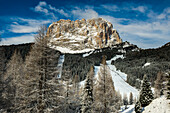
47, 18, 122, 52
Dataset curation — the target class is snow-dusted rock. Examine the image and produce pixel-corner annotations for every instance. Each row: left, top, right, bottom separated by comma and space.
47, 18, 122, 53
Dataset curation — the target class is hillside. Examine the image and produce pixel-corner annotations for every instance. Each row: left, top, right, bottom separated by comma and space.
114, 42, 170, 88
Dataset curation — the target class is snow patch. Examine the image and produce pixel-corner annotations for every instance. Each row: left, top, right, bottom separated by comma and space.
142, 62, 151, 68
83, 51, 94, 57
120, 105, 135, 113
79, 79, 86, 87
94, 66, 100, 78
143, 96, 170, 113
110, 55, 124, 61
52, 46, 94, 54
118, 49, 126, 53
57, 55, 65, 78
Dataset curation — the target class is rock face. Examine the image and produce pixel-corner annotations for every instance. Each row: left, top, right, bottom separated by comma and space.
47, 18, 122, 53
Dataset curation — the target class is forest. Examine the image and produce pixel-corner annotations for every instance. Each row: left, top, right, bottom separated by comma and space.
0, 26, 169, 113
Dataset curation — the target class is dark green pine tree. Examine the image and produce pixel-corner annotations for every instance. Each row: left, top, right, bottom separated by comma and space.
139, 74, 154, 107
167, 72, 170, 99
135, 101, 142, 113
81, 66, 94, 113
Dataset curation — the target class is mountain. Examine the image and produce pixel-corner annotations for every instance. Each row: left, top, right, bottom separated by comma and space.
47, 18, 122, 53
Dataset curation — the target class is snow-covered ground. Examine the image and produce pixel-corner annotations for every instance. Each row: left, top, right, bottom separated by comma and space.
142, 62, 151, 68
143, 96, 170, 113
106, 55, 139, 99
79, 55, 139, 113
92, 55, 139, 100
121, 96, 170, 113
52, 46, 94, 54
120, 105, 135, 113
57, 55, 65, 78
83, 51, 94, 57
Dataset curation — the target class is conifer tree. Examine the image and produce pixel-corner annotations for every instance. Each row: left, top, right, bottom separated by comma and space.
94, 56, 118, 113
3, 50, 24, 112
23, 25, 61, 112
139, 74, 153, 107
61, 70, 74, 113
154, 72, 164, 98
129, 92, 133, 105
167, 72, 170, 99
113, 90, 122, 110
81, 66, 94, 113
0, 48, 5, 110
135, 101, 142, 113
123, 94, 128, 109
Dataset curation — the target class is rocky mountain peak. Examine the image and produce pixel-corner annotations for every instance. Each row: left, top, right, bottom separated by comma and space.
47, 18, 122, 53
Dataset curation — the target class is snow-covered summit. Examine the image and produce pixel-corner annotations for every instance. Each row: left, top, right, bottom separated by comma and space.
47, 18, 122, 53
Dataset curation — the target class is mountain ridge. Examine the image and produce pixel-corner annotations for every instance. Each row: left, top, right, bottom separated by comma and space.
47, 18, 122, 53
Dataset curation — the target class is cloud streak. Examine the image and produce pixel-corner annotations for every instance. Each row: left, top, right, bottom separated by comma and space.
33, 1, 69, 18
101, 4, 148, 13
9, 18, 51, 33
71, 7, 99, 19
0, 34, 34, 45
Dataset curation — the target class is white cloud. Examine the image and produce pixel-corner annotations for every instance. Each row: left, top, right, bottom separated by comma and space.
33, 1, 69, 18
0, 34, 35, 45
56, 9, 69, 17
49, 5, 69, 17
132, 6, 147, 13
157, 13, 166, 19
148, 7, 170, 20
34, 1, 49, 14
33, 1, 56, 19
101, 4, 119, 12
0, 30, 4, 35
71, 8, 98, 19
101, 4, 147, 13
9, 18, 51, 33
164, 7, 170, 14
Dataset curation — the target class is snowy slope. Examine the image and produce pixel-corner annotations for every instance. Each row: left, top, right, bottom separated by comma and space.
143, 96, 170, 113
80, 54, 139, 103
142, 62, 151, 68
57, 55, 65, 78
92, 55, 139, 100
106, 55, 139, 99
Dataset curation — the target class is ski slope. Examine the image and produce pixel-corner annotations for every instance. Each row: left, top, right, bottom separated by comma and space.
81, 55, 139, 100
106, 56, 139, 99
94, 55, 139, 99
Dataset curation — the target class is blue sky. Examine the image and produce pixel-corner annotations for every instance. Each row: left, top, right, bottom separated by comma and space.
0, 0, 170, 48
